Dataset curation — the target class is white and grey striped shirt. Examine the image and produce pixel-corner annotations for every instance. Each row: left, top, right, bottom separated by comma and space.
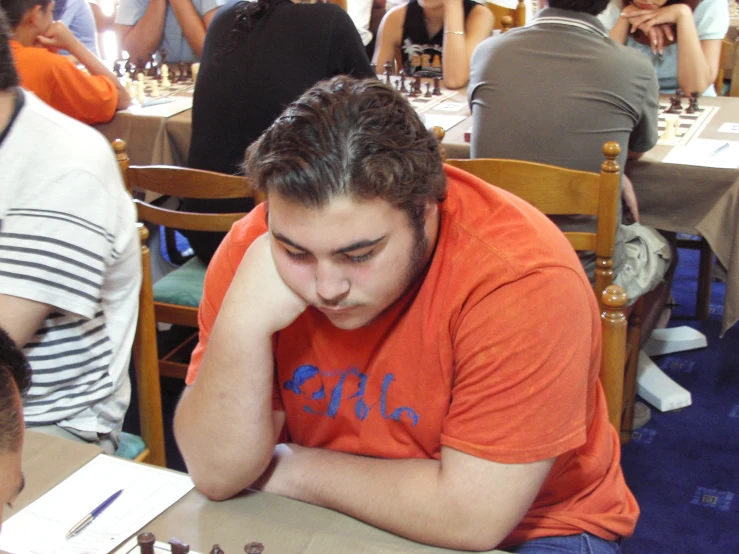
0, 90, 140, 438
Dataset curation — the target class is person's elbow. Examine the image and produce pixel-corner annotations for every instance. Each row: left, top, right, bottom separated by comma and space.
628, 149, 645, 160
116, 90, 131, 110
442, 72, 468, 90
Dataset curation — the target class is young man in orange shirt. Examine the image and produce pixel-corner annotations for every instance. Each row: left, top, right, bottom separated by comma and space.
2, 0, 130, 124
174, 76, 638, 553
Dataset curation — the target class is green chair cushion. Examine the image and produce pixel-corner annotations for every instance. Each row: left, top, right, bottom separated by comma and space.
115, 431, 146, 459
153, 256, 206, 307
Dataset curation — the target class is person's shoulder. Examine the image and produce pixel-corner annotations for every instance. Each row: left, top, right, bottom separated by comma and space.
18, 93, 120, 174
441, 165, 585, 276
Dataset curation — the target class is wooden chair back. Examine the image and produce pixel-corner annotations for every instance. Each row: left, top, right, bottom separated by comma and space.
446, 142, 630, 435
715, 36, 739, 97
487, 0, 526, 31
111, 139, 166, 467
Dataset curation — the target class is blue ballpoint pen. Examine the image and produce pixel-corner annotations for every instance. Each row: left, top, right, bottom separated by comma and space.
65, 489, 123, 539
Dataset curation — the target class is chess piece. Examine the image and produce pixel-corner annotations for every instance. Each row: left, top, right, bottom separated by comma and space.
169, 538, 191, 554
160, 48, 168, 67
150, 80, 160, 97
408, 76, 420, 97
137, 532, 156, 554
210, 546, 225, 554
191, 62, 200, 83
665, 89, 683, 114
686, 91, 701, 114
244, 542, 264, 554
424, 81, 432, 98
135, 81, 146, 104
161, 64, 171, 88
383, 61, 392, 85
432, 76, 441, 96
661, 114, 678, 140
178, 62, 187, 82
398, 69, 407, 93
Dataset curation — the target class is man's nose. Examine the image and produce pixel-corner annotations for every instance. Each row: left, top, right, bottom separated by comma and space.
315, 261, 350, 305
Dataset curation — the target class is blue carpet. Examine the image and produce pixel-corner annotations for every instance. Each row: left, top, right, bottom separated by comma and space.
621, 242, 739, 553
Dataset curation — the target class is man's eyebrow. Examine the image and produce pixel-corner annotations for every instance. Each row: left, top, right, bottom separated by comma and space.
272, 233, 386, 255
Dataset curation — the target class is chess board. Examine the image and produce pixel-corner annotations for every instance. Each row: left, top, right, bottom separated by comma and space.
381, 75, 460, 113
126, 74, 195, 106
657, 102, 718, 146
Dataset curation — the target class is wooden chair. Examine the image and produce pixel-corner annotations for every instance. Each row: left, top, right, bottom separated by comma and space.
112, 139, 264, 382
714, 35, 739, 97
487, 0, 526, 32
446, 142, 633, 436
110, 141, 167, 467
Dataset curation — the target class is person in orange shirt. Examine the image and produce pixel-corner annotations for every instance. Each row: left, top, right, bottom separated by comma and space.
173, 76, 639, 553
1, 0, 130, 124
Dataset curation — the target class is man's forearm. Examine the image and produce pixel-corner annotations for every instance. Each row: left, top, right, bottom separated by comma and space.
260, 445, 540, 551
173, 325, 280, 500
168, 0, 209, 59
119, 0, 167, 61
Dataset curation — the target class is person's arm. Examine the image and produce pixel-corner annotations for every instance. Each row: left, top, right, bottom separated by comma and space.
255, 266, 594, 551
257, 444, 553, 551
0, 295, 54, 348
116, 0, 167, 62
174, 234, 308, 500
168, 0, 220, 59
619, 4, 721, 94
440, 0, 492, 89
371, 6, 406, 73
35, 21, 131, 109
89, 1, 116, 31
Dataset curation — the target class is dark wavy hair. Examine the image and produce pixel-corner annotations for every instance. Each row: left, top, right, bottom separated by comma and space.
218, 0, 272, 59
547, 0, 610, 16
0, 8, 19, 90
244, 76, 447, 230
0, 326, 32, 453
0, 0, 53, 27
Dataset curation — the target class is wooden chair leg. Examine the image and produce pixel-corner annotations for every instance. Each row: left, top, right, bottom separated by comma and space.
621, 298, 644, 445
696, 238, 713, 321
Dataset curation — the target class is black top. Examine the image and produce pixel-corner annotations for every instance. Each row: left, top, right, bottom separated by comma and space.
401, 0, 477, 78
184, 0, 375, 262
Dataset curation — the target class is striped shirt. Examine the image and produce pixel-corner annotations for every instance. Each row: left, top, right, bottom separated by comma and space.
0, 90, 140, 438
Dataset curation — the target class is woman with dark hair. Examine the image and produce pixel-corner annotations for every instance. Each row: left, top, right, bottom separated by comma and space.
601, 0, 728, 95
183, 0, 376, 263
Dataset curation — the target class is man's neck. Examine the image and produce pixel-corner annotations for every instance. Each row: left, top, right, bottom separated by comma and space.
0, 90, 17, 137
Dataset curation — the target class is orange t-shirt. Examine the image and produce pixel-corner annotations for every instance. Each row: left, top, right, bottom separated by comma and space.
10, 40, 118, 125
187, 165, 639, 548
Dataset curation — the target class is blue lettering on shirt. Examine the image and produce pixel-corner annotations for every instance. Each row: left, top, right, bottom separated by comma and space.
283, 364, 419, 426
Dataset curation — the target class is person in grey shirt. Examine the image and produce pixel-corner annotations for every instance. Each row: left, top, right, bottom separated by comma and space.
468, 0, 671, 304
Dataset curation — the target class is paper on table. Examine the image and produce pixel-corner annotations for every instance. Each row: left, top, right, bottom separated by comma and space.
662, 138, 739, 169
423, 114, 467, 131
0, 455, 194, 554
717, 122, 739, 134
127, 95, 193, 117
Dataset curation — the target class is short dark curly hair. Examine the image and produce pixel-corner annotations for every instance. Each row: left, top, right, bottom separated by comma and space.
0, 326, 31, 453
244, 76, 447, 230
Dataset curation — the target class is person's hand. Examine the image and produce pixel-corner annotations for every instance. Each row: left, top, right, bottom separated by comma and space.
34, 21, 78, 53
621, 4, 691, 36
230, 233, 309, 336
646, 24, 674, 55
621, 174, 640, 225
